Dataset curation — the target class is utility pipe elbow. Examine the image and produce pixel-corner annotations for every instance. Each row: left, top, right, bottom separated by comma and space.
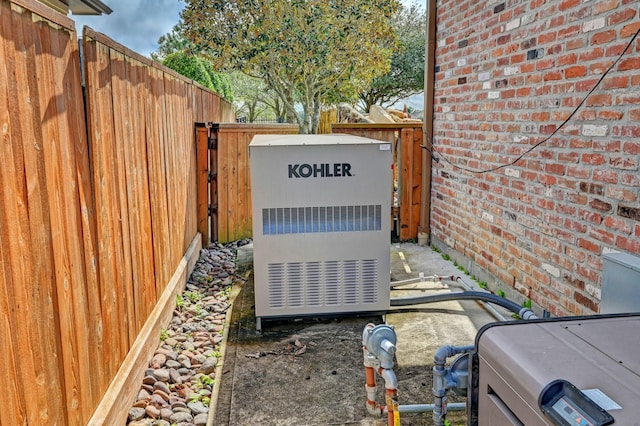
379, 368, 399, 390
433, 344, 474, 365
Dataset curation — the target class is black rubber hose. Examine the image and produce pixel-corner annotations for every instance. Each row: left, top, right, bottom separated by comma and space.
390, 291, 522, 314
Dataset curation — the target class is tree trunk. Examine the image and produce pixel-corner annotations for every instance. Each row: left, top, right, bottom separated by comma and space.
311, 93, 321, 134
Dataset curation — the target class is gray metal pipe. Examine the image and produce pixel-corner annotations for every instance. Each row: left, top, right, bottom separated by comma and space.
383, 402, 466, 414
433, 345, 474, 426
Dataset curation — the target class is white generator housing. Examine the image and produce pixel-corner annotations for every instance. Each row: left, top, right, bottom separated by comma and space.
250, 134, 392, 329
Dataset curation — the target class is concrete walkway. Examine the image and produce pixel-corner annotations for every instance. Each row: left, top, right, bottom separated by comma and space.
212, 243, 511, 426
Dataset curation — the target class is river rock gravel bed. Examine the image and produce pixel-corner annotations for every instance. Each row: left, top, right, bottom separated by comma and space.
126, 240, 250, 426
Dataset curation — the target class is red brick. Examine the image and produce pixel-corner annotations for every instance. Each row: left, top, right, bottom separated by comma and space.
606, 42, 628, 57
592, 30, 616, 45
566, 38, 586, 50
558, 25, 580, 39
589, 199, 612, 212
604, 216, 632, 233
598, 110, 624, 120
616, 235, 640, 255
605, 186, 636, 202
538, 32, 557, 44
621, 172, 640, 186
623, 141, 640, 154
576, 264, 598, 282
586, 93, 612, 106
603, 75, 629, 89
629, 109, 640, 120
543, 70, 562, 81
608, 8, 636, 25
595, 0, 619, 14
613, 125, 640, 137
566, 166, 590, 179
593, 169, 618, 183
565, 65, 587, 78
581, 153, 606, 165
577, 78, 600, 92
574, 291, 598, 313
559, 0, 580, 11
594, 140, 620, 152
621, 22, 640, 38
557, 52, 577, 66
579, 47, 605, 61
609, 156, 638, 170
618, 57, 640, 71
578, 110, 597, 121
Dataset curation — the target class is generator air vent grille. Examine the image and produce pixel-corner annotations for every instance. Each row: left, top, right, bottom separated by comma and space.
262, 205, 382, 235
266, 259, 379, 309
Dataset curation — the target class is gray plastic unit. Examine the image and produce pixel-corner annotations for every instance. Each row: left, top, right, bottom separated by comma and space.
601, 251, 640, 314
474, 315, 640, 425
250, 134, 392, 323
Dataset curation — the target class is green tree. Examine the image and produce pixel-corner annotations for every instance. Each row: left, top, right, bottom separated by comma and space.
229, 72, 270, 122
151, 22, 190, 62
162, 51, 233, 100
359, 3, 426, 112
182, 0, 400, 133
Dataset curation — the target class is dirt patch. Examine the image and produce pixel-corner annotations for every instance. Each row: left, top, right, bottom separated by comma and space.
213, 273, 468, 426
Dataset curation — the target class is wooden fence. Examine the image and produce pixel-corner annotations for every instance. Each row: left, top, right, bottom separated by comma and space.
196, 123, 299, 244
0, 0, 234, 424
332, 123, 427, 241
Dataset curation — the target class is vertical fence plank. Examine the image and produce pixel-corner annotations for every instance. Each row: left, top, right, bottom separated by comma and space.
84, 37, 128, 380
399, 128, 413, 241
6, 5, 70, 423
196, 125, 211, 243
35, 15, 95, 421
126, 56, 156, 324
411, 127, 423, 238
216, 126, 230, 242
145, 65, 171, 294
0, 6, 43, 422
110, 48, 137, 345
227, 130, 240, 241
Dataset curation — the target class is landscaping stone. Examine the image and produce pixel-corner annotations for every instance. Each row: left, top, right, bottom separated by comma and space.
125, 240, 248, 425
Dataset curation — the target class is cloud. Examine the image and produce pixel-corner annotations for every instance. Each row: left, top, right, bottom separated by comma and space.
72, 0, 184, 57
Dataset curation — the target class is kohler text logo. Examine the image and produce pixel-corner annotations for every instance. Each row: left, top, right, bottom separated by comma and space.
288, 163, 353, 178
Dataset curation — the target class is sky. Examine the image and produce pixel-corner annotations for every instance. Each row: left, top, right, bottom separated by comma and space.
71, 0, 185, 57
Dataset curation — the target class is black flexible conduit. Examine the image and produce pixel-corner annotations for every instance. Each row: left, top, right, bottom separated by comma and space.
390, 291, 523, 314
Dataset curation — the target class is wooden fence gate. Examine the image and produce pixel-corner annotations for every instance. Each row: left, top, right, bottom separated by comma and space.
332, 123, 428, 242
196, 123, 299, 244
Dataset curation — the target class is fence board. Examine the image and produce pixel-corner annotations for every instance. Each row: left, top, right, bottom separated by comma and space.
84, 37, 130, 378
146, 65, 171, 292
196, 125, 211, 243
331, 123, 425, 241
0, 8, 51, 423
110, 47, 137, 345
43, 20, 99, 421
209, 124, 299, 243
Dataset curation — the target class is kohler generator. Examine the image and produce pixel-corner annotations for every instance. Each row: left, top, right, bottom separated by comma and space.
469, 313, 640, 425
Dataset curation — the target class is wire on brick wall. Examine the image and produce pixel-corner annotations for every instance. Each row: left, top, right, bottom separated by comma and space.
422, 25, 640, 175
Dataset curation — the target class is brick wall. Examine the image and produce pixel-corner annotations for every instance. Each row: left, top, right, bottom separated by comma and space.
430, 0, 640, 316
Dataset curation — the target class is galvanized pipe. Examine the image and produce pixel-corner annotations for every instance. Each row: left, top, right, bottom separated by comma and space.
384, 402, 466, 414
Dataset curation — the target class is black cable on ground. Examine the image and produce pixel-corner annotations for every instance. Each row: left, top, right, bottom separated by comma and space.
390, 291, 522, 314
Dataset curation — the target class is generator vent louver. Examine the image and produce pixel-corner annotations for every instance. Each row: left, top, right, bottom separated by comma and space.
267, 259, 379, 309
262, 205, 382, 235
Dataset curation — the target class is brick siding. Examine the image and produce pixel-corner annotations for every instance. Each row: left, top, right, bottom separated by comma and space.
430, 0, 640, 315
